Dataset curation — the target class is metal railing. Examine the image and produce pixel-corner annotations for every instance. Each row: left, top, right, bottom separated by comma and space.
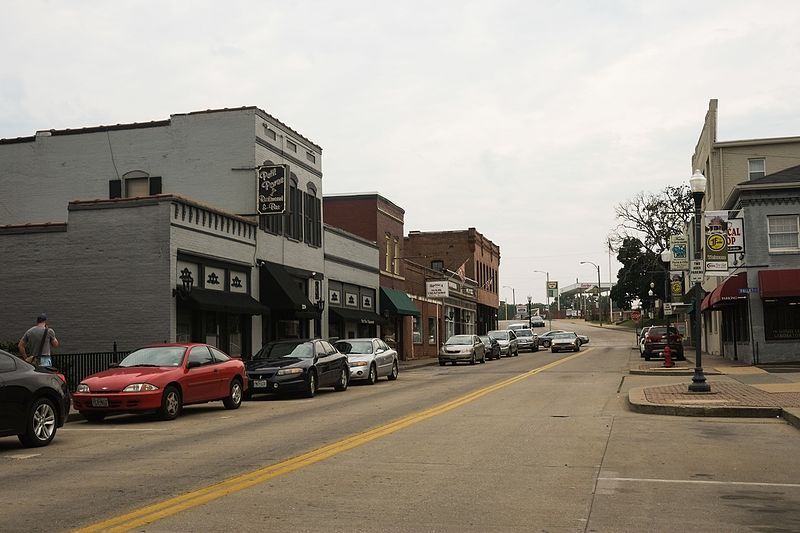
52, 347, 130, 392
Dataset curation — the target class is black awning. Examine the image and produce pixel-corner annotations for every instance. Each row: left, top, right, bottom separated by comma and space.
329, 307, 387, 325
187, 288, 269, 315
260, 261, 319, 317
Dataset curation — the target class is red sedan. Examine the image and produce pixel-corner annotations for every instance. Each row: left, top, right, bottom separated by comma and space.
72, 343, 247, 422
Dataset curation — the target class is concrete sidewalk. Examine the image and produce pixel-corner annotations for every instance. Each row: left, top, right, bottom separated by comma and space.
627, 349, 800, 430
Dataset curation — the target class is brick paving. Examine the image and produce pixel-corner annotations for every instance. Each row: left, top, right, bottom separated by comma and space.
644, 382, 800, 408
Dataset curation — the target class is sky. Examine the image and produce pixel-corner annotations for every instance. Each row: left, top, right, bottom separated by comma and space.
3, 1, 800, 304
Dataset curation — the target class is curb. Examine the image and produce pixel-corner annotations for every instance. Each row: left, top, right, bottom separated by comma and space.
782, 408, 800, 430
627, 386, 783, 418
629, 367, 721, 376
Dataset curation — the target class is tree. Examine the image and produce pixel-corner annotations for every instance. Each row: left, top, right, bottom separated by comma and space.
611, 184, 693, 253
610, 237, 668, 310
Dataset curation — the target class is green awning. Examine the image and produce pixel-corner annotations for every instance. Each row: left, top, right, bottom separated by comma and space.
380, 287, 420, 317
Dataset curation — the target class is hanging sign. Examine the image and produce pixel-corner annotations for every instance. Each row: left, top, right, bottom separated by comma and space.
547, 281, 558, 299
669, 234, 689, 271
256, 164, 288, 215
670, 271, 684, 302
704, 211, 729, 275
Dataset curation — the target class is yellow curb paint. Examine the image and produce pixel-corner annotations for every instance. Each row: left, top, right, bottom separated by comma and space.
73, 348, 592, 533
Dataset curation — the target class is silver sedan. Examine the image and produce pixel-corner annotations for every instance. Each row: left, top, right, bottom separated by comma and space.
334, 338, 399, 384
439, 334, 486, 365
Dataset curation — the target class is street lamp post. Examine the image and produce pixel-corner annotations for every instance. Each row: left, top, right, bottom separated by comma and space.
503, 285, 515, 321
661, 249, 672, 358
580, 261, 602, 327
527, 296, 532, 328
532, 270, 551, 330
689, 169, 710, 392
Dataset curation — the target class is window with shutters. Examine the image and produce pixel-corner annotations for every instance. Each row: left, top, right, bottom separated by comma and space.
284, 177, 303, 240
110, 171, 162, 199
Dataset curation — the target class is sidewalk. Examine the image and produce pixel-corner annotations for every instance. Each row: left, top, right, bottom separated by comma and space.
627, 349, 800, 430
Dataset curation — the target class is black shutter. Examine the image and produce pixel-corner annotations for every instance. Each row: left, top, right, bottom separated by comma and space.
109, 180, 122, 199
149, 177, 162, 195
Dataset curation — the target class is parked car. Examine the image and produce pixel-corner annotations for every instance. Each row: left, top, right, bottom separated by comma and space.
537, 330, 565, 348
439, 335, 486, 365
246, 339, 349, 398
577, 333, 590, 345
334, 338, 399, 384
508, 323, 527, 331
479, 335, 501, 360
514, 328, 539, 352
530, 315, 546, 328
642, 326, 685, 361
487, 329, 520, 357
550, 332, 581, 353
73, 343, 246, 421
0, 350, 70, 447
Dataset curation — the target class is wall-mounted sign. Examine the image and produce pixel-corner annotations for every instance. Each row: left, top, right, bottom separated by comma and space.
229, 271, 247, 293
205, 267, 225, 291
256, 164, 288, 215
329, 289, 341, 305
426, 281, 449, 298
362, 294, 373, 309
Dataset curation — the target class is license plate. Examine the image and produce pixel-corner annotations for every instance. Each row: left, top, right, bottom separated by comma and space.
253, 379, 268, 388
91, 397, 109, 407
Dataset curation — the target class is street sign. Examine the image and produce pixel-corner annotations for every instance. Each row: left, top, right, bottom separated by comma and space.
631, 310, 641, 321
690, 259, 703, 273
690, 272, 704, 283
663, 303, 673, 315
738, 287, 758, 294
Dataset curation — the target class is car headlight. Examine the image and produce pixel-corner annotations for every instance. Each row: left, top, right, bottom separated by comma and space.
349, 361, 368, 367
77, 383, 90, 393
123, 383, 159, 392
277, 368, 303, 376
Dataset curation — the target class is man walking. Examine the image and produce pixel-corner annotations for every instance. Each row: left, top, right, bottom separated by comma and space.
18, 313, 60, 366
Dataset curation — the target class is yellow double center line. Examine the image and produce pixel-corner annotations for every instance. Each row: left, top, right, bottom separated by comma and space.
76, 348, 591, 532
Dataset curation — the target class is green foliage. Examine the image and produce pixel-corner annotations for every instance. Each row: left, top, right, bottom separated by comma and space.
0, 340, 20, 354
610, 237, 668, 310
611, 184, 693, 252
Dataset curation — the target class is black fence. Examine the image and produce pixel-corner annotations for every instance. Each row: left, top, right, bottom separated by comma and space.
52, 349, 130, 392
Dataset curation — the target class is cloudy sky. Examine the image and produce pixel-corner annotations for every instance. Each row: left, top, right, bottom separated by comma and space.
4, 1, 800, 304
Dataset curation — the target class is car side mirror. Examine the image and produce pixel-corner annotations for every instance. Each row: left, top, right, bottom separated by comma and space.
187, 360, 202, 369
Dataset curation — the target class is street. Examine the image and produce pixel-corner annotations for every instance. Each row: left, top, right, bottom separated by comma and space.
2, 321, 799, 533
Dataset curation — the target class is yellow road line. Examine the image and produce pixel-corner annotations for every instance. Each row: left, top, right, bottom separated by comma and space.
74, 348, 592, 533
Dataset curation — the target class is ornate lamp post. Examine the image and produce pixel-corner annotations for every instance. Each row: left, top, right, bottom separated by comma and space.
580, 261, 602, 326
689, 169, 710, 393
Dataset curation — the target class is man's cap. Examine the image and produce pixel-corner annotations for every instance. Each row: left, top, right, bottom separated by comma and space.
36, 313, 47, 322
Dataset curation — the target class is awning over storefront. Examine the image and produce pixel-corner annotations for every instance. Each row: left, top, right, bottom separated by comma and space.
187, 288, 269, 315
759, 269, 800, 298
702, 272, 748, 311
260, 261, 319, 318
700, 292, 713, 312
329, 307, 387, 325
380, 287, 420, 317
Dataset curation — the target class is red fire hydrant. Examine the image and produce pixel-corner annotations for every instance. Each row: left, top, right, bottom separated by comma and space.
663, 344, 674, 368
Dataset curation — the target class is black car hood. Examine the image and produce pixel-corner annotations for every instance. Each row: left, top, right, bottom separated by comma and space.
246, 358, 309, 372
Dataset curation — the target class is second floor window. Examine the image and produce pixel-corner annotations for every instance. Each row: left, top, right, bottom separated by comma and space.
768, 215, 799, 251
748, 158, 765, 180
285, 180, 303, 240
431, 260, 444, 272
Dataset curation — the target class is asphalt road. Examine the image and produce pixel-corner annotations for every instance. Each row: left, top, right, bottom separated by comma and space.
2, 321, 799, 532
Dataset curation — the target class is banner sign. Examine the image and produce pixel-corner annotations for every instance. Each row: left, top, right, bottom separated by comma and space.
426, 280, 449, 298
669, 234, 689, 271
670, 271, 684, 302
256, 164, 288, 215
547, 281, 558, 299
704, 211, 729, 275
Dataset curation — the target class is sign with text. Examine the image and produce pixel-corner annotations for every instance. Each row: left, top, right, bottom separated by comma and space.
426, 280, 449, 298
705, 210, 729, 275
547, 280, 558, 299
669, 234, 689, 271
670, 271, 684, 302
256, 164, 288, 215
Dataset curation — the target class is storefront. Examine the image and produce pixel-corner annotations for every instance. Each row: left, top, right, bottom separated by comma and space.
380, 287, 420, 359
327, 282, 383, 340
260, 261, 321, 342
759, 269, 800, 342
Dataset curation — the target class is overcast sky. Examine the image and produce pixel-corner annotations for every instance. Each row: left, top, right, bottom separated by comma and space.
4, 1, 800, 305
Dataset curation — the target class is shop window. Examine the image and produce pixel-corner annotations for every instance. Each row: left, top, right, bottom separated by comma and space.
722, 303, 750, 343
764, 299, 800, 340
768, 215, 800, 252
413, 316, 422, 344
428, 317, 437, 345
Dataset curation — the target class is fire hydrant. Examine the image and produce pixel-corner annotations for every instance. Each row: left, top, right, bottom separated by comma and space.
663, 344, 674, 368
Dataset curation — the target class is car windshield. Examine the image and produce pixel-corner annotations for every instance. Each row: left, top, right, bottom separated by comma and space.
516, 329, 533, 337
488, 330, 508, 340
446, 335, 474, 345
254, 341, 314, 360
479, 335, 491, 344
335, 340, 373, 355
119, 347, 186, 367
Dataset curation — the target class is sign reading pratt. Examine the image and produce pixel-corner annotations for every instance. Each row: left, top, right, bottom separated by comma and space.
669, 234, 689, 271
256, 164, 288, 215
705, 211, 729, 275
426, 280, 449, 298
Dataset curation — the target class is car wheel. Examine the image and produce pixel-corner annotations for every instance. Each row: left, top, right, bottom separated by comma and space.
304, 370, 318, 398
223, 379, 243, 410
334, 367, 349, 391
367, 364, 377, 385
470, 351, 476, 365
388, 361, 399, 381
83, 412, 106, 423
158, 386, 182, 420
18, 397, 58, 448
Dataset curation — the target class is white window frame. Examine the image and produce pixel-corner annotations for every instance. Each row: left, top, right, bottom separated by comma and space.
748, 158, 765, 180
767, 214, 800, 252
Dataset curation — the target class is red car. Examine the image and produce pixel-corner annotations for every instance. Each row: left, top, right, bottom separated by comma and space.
72, 343, 246, 422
